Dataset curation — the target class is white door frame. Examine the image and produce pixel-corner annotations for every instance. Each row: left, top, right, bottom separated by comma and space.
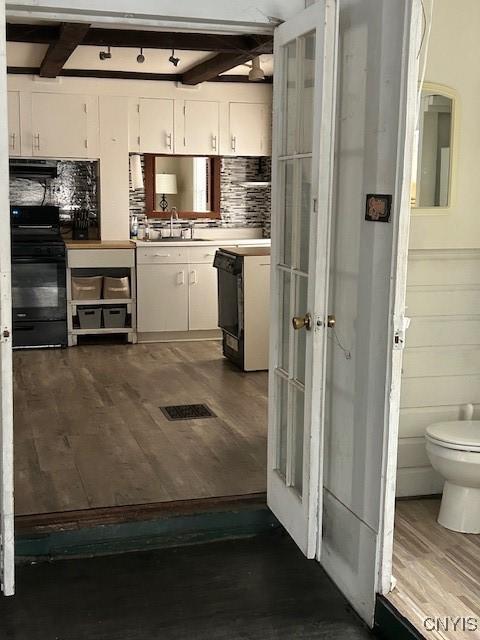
377, 0, 430, 597
0, 0, 15, 596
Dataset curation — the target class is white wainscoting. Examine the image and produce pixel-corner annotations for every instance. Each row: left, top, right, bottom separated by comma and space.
398, 249, 480, 496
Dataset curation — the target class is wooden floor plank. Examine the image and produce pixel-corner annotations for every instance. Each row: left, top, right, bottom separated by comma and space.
389, 498, 480, 640
13, 340, 267, 515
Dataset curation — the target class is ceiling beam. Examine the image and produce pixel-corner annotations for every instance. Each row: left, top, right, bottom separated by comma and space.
181, 37, 272, 85
39, 22, 90, 78
7, 67, 273, 84
6, 23, 273, 54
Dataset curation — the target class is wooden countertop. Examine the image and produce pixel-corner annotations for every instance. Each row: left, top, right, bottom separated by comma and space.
65, 240, 135, 250
220, 246, 271, 257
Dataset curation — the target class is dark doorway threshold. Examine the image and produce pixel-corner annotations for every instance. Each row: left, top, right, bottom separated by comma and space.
15, 493, 277, 561
3, 532, 372, 640
374, 595, 426, 640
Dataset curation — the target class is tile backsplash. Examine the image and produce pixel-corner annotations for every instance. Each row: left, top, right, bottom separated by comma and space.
9, 160, 99, 237
129, 155, 272, 238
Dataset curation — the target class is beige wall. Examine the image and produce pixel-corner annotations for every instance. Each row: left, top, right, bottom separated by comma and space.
409, 0, 480, 250
398, 0, 480, 496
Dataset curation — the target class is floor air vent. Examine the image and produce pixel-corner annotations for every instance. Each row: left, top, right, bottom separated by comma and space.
160, 404, 216, 421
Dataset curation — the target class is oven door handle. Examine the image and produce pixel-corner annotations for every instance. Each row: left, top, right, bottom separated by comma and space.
12, 257, 65, 264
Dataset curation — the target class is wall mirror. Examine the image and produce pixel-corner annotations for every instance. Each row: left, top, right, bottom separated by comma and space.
411, 86, 454, 209
144, 154, 221, 218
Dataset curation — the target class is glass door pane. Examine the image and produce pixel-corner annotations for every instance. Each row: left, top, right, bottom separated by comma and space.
274, 29, 317, 500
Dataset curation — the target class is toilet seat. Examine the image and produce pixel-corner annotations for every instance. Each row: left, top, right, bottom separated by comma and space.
426, 421, 480, 452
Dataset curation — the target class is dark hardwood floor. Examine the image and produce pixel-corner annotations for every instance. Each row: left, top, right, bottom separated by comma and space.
13, 340, 268, 515
0, 533, 372, 640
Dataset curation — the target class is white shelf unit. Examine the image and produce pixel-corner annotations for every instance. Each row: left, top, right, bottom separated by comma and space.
66, 248, 137, 347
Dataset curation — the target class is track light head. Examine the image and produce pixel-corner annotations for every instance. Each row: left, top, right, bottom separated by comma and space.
99, 46, 112, 61
137, 48, 145, 64
248, 57, 265, 82
169, 49, 180, 67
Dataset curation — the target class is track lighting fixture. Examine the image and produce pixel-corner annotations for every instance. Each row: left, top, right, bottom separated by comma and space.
99, 46, 112, 61
248, 57, 265, 82
169, 49, 180, 67
137, 48, 145, 64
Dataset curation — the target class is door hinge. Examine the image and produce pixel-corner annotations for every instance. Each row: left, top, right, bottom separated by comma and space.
1, 327, 11, 342
183, 137, 186, 147
313, 198, 318, 213
137, 103, 140, 113
83, 103, 87, 114
183, 105, 186, 115
84, 139, 88, 149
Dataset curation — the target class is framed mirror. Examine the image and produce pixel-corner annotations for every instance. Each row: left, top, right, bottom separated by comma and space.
144, 154, 221, 218
411, 85, 455, 209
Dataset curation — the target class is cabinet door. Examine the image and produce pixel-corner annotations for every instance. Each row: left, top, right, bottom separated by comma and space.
7, 92, 20, 156
184, 101, 219, 155
128, 99, 140, 152
139, 98, 174, 154
137, 264, 188, 333
188, 263, 219, 331
31, 93, 90, 158
229, 102, 271, 156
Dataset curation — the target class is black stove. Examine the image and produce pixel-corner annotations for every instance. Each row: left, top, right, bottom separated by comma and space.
10, 206, 67, 348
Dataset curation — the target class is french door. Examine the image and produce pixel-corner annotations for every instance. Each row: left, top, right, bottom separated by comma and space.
267, 0, 337, 557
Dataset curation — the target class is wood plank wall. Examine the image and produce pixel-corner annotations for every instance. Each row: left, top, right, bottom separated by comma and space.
397, 248, 480, 496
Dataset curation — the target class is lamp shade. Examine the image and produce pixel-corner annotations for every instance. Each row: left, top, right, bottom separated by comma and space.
155, 173, 177, 195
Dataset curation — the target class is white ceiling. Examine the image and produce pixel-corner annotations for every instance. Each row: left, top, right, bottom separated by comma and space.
7, 41, 274, 77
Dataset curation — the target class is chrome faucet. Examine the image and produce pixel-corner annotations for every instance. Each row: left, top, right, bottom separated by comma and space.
189, 221, 195, 240
170, 207, 178, 238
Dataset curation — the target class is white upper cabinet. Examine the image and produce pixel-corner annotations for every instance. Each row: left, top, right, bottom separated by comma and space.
31, 93, 98, 158
7, 92, 20, 156
183, 100, 220, 155
130, 98, 174, 154
229, 102, 271, 156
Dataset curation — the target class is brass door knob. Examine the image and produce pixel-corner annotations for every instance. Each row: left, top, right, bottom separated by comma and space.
327, 314, 336, 328
292, 313, 312, 331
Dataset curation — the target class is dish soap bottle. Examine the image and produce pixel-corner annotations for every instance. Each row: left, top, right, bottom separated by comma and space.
131, 214, 138, 239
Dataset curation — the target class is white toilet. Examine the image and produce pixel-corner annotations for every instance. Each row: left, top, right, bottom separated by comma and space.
425, 420, 480, 534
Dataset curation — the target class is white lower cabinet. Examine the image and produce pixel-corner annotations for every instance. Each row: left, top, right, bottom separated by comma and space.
137, 264, 189, 332
188, 263, 219, 331
136, 246, 226, 335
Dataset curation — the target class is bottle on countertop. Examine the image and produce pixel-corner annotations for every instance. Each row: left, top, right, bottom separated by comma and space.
130, 214, 138, 238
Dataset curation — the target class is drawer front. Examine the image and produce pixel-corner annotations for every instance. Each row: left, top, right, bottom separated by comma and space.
68, 249, 134, 268
136, 247, 188, 264
187, 245, 238, 264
